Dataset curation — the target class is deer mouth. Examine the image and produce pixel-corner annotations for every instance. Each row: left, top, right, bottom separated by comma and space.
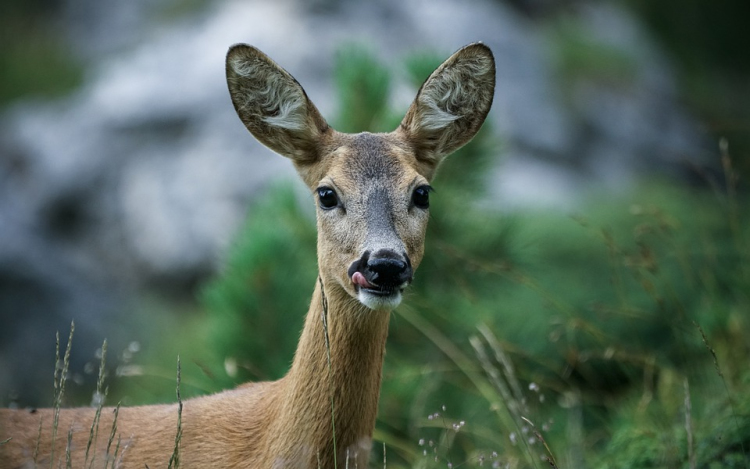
351, 270, 405, 310
348, 251, 412, 309
352, 271, 401, 295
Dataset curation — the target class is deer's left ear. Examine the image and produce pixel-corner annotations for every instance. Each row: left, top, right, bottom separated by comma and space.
399, 43, 495, 174
226, 44, 329, 163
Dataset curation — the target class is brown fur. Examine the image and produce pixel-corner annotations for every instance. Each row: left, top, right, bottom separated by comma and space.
0, 43, 494, 468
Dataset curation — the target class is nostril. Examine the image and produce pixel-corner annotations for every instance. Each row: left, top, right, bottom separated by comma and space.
366, 258, 411, 287
348, 250, 370, 280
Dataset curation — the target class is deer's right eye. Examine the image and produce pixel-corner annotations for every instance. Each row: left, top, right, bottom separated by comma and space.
317, 187, 339, 210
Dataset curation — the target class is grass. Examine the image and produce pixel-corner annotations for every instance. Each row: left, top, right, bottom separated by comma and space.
16, 322, 184, 468
167, 357, 183, 469
50, 322, 75, 467
83, 339, 107, 468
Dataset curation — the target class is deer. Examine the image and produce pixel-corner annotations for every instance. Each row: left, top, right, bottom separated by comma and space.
0, 42, 495, 468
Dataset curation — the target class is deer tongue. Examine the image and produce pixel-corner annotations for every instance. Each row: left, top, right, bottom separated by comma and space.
351, 271, 374, 289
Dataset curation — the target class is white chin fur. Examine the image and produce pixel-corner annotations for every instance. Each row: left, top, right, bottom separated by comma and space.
358, 290, 402, 311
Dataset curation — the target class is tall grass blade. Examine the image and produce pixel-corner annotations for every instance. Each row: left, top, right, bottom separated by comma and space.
50, 322, 74, 469
65, 428, 73, 469
168, 356, 183, 469
85, 340, 107, 469
319, 276, 338, 469
695, 321, 748, 466
684, 377, 695, 469
104, 403, 120, 466
109, 435, 122, 469
33, 415, 43, 468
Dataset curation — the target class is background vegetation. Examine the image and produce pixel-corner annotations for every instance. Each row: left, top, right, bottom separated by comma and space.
0, 0, 83, 104
621, 0, 750, 177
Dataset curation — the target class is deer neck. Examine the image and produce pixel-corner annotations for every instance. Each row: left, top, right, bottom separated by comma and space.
268, 277, 391, 466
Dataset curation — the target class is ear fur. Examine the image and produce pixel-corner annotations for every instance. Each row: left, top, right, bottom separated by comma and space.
399, 43, 495, 171
226, 44, 329, 162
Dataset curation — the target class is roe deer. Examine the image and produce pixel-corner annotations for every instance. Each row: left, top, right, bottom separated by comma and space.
0, 42, 495, 468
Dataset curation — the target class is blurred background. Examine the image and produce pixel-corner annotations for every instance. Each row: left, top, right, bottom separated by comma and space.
1, 0, 748, 467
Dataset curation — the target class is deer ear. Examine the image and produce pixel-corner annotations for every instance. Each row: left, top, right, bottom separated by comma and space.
399, 43, 495, 172
226, 44, 329, 163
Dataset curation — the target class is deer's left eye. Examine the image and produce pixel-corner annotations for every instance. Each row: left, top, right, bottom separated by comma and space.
317, 187, 339, 210
412, 186, 432, 209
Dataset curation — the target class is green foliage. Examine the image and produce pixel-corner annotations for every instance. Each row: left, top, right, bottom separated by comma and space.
333, 45, 393, 133
597, 371, 750, 469
402, 52, 444, 87
155, 0, 213, 22
620, 0, 750, 178
0, 0, 83, 104
546, 16, 639, 89
621, 0, 750, 76
201, 185, 317, 385
196, 44, 750, 467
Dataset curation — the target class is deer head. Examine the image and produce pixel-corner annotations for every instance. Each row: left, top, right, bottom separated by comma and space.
226, 43, 495, 311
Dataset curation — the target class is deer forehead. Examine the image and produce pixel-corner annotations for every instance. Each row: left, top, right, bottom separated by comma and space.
319, 133, 426, 193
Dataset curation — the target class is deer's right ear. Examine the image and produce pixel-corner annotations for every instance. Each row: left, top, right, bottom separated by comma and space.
226, 44, 329, 163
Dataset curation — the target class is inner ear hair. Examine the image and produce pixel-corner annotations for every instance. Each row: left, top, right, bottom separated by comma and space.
226, 44, 328, 162
400, 43, 495, 169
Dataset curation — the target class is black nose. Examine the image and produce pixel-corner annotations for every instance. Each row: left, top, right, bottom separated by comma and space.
367, 250, 413, 289
349, 250, 413, 290
368, 257, 410, 287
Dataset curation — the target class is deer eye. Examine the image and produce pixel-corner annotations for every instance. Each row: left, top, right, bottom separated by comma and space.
317, 187, 339, 210
412, 185, 432, 209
